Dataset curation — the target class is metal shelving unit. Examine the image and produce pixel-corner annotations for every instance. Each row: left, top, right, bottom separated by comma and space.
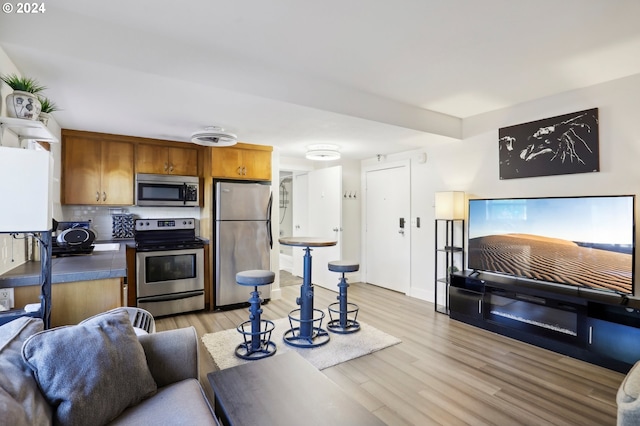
434, 219, 465, 314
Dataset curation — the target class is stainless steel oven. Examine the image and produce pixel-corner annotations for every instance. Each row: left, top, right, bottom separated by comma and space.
135, 218, 205, 317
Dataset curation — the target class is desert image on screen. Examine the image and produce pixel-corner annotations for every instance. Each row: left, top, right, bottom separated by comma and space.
468, 233, 632, 294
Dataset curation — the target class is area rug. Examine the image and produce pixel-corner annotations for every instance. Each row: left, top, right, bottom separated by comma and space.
202, 313, 401, 371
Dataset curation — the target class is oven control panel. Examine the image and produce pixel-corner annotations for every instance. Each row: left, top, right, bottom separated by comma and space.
135, 218, 196, 231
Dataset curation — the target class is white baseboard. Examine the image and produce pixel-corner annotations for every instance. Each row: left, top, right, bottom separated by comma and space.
408, 287, 432, 303
270, 287, 282, 300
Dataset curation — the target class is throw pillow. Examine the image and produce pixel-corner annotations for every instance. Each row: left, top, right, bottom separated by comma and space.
0, 316, 52, 426
22, 308, 157, 426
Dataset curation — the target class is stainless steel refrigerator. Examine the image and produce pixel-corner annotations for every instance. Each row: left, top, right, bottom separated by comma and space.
214, 180, 272, 308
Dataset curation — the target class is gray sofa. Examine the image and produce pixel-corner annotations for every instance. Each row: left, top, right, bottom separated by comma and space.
618, 361, 640, 426
0, 308, 218, 426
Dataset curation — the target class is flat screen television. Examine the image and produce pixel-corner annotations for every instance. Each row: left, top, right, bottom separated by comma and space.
468, 195, 635, 295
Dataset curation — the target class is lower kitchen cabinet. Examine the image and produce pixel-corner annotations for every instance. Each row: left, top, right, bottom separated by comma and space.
13, 278, 122, 327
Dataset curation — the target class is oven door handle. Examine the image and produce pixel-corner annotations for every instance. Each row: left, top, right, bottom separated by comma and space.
138, 291, 204, 303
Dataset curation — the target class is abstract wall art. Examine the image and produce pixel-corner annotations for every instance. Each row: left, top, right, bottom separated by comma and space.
498, 108, 599, 179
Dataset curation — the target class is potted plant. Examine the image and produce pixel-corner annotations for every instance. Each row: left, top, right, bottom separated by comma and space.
0, 73, 46, 120
37, 96, 59, 126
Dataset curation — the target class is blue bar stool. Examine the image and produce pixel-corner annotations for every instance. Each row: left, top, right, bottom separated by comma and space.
327, 260, 360, 334
235, 270, 277, 360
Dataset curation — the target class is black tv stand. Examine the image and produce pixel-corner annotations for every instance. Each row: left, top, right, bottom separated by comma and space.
449, 270, 640, 373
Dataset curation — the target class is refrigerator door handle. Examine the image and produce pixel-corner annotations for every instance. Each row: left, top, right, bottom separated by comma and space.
267, 192, 273, 249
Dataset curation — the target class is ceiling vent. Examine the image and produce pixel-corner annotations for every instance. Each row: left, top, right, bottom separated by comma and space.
190, 126, 237, 147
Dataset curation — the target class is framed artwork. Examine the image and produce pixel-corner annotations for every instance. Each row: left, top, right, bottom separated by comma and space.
498, 108, 599, 179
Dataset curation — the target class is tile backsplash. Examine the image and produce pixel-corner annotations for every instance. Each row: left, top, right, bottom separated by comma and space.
61, 206, 202, 240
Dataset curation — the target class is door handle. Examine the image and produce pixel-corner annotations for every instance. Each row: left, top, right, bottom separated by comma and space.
399, 217, 405, 228
96, 191, 100, 201
103, 192, 107, 202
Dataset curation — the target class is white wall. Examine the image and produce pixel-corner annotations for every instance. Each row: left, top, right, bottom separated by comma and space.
366, 73, 640, 300
0, 47, 62, 275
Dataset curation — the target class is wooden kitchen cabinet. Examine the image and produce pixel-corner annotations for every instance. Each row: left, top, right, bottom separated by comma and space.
62, 134, 134, 205
211, 145, 272, 180
13, 278, 122, 327
136, 143, 198, 176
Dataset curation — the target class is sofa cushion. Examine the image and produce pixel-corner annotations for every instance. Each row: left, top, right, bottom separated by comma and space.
22, 308, 157, 426
108, 378, 218, 426
617, 360, 640, 425
0, 316, 52, 426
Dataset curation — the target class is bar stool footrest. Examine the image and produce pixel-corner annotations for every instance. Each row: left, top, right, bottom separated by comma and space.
235, 319, 277, 360
327, 302, 360, 334
283, 308, 330, 348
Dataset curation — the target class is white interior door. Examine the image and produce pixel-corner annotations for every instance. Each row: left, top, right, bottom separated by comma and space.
290, 167, 342, 290
291, 173, 308, 278
365, 162, 410, 293
307, 166, 342, 290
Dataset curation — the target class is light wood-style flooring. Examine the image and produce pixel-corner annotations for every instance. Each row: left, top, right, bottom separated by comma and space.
155, 278, 625, 425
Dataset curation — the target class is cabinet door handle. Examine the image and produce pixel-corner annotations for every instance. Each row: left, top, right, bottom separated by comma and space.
588, 326, 593, 344
96, 191, 100, 201
242, 166, 247, 175
103, 192, 107, 202
478, 300, 482, 314
164, 162, 169, 172
169, 164, 174, 172
237, 166, 242, 175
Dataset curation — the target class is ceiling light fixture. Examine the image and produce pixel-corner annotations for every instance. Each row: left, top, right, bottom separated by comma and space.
305, 144, 341, 161
190, 126, 237, 147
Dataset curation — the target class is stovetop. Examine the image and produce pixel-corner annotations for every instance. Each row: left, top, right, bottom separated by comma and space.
134, 217, 203, 251
134, 237, 205, 252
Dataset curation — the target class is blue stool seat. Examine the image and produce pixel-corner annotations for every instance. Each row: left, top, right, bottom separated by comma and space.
327, 260, 360, 334
328, 261, 360, 274
234, 269, 277, 360
236, 270, 276, 286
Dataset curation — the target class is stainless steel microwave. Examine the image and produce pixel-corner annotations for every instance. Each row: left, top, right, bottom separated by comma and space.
135, 174, 199, 207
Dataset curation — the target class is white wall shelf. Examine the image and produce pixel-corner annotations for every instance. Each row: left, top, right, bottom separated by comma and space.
0, 117, 59, 143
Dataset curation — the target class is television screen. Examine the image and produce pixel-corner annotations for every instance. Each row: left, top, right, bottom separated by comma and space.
468, 195, 635, 295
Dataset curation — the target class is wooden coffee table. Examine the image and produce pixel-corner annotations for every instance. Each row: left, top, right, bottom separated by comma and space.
207, 351, 385, 426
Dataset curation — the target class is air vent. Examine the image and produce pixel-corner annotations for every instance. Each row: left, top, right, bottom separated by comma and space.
190, 126, 237, 147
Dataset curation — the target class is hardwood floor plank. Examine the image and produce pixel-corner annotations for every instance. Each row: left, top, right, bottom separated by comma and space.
155, 278, 625, 425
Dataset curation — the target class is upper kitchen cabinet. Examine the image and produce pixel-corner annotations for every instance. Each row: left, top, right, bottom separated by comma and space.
136, 143, 198, 176
62, 131, 134, 205
211, 144, 272, 180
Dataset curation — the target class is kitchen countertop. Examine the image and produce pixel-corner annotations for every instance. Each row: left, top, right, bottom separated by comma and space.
0, 241, 130, 288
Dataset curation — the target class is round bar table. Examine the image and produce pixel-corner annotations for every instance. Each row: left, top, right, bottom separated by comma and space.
279, 237, 337, 348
